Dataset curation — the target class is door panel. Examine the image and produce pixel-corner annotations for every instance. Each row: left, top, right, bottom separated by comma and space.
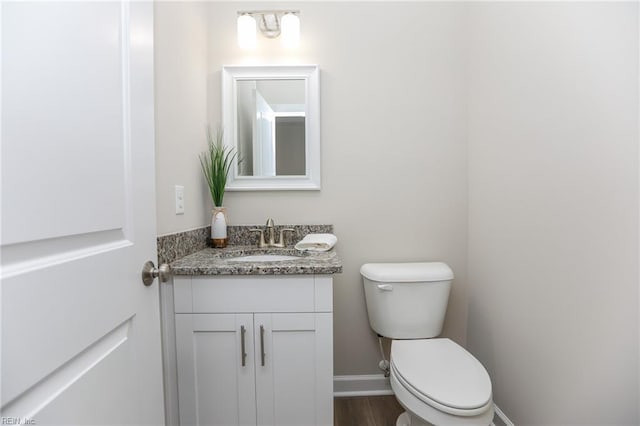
254, 90, 275, 177
2, 256, 135, 409
25, 332, 135, 425
1, 2, 163, 424
2, 1, 126, 245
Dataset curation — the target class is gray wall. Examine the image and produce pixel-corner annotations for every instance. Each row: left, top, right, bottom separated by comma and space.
466, 3, 639, 424
205, 2, 470, 375
275, 117, 305, 175
154, 2, 640, 423
153, 1, 471, 375
155, 1, 210, 234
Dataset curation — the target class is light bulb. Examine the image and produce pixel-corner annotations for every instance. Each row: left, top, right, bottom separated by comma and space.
237, 14, 256, 49
280, 13, 300, 48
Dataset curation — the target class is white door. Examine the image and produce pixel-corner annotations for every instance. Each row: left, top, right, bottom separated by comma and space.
1, 2, 164, 425
253, 90, 276, 177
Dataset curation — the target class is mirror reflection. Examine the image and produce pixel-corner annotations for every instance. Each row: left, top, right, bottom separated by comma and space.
222, 64, 320, 190
236, 79, 306, 177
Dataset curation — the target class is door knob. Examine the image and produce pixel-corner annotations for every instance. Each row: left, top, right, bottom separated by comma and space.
141, 261, 171, 286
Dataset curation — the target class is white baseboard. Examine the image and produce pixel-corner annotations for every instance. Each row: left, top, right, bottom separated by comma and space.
493, 404, 515, 426
333, 374, 393, 397
334, 375, 515, 426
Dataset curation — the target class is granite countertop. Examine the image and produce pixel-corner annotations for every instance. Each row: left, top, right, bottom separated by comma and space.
171, 246, 343, 276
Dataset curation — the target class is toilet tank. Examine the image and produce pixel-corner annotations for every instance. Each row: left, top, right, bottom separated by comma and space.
361, 262, 454, 339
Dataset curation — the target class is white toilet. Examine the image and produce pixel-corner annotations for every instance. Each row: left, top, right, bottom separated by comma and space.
361, 262, 494, 426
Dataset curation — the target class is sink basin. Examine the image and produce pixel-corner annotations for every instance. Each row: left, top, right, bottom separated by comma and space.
229, 254, 299, 262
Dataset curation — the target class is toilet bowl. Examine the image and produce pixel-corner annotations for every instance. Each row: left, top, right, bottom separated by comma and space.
390, 339, 493, 425
361, 262, 494, 426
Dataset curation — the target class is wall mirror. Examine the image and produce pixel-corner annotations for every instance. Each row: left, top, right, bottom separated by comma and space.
222, 65, 320, 190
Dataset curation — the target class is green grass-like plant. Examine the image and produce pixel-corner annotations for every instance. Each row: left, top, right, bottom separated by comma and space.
199, 128, 237, 207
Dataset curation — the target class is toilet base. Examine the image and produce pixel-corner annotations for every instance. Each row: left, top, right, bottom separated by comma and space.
396, 411, 433, 426
396, 410, 497, 426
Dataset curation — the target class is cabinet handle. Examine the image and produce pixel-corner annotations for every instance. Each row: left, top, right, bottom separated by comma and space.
260, 325, 266, 367
240, 325, 247, 367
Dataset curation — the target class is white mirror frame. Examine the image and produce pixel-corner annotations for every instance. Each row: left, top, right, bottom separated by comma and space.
222, 64, 321, 190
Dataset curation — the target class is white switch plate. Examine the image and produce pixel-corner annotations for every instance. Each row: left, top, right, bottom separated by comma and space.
175, 185, 184, 215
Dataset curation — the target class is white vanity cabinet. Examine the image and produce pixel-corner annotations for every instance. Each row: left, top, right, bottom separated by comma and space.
173, 275, 334, 426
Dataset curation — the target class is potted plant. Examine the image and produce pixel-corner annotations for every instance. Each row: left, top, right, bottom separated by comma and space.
200, 127, 237, 248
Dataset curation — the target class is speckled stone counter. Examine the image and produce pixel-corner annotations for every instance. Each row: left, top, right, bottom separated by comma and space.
158, 224, 335, 265
171, 246, 342, 275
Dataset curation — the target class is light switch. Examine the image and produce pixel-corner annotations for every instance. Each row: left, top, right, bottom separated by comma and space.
175, 185, 184, 215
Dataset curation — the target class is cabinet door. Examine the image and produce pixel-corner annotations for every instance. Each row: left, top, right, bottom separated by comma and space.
254, 313, 333, 426
176, 313, 257, 426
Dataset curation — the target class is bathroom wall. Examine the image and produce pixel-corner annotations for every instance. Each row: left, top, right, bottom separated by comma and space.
466, 3, 639, 424
155, 1, 469, 376
206, 2, 469, 375
155, 1, 210, 235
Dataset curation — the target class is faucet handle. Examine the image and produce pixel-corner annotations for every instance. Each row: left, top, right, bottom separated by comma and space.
249, 228, 266, 248
278, 228, 295, 247
266, 218, 275, 227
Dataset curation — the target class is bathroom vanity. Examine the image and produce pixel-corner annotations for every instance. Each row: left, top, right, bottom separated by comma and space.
169, 243, 341, 426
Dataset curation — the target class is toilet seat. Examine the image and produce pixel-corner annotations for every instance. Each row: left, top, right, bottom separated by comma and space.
391, 338, 492, 417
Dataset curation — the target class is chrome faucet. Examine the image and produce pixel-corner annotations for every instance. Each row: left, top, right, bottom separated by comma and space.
250, 218, 294, 248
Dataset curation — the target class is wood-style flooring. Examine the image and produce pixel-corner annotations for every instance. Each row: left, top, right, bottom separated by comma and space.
334, 395, 404, 426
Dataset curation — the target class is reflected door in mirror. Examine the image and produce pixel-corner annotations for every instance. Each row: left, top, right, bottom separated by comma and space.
236, 79, 306, 177
222, 65, 320, 190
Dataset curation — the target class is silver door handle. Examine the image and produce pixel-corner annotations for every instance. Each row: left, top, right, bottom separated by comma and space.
240, 325, 247, 367
141, 261, 171, 286
260, 325, 266, 367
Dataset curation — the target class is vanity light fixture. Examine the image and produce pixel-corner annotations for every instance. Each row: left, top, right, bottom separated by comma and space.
237, 13, 257, 49
280, 12, 300, 48
237, 10, 300, 49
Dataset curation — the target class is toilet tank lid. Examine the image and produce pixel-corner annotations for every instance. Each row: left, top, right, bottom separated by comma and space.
360, 262, 454, 283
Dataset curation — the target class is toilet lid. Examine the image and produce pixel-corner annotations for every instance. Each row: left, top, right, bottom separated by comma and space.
391, 338, 492, 411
